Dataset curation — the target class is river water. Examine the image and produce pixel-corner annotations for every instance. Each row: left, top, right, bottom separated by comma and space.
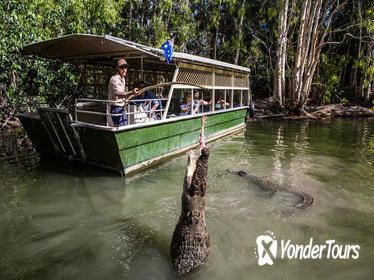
1, 119, 374, 279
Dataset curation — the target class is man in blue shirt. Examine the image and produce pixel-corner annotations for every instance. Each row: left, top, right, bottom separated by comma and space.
132, 81, 162, 119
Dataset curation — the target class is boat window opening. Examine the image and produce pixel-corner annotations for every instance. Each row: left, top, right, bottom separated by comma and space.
216, 91, 221, 111
196, 90, 202, 114
76, 65, 174, 100
233, 90, 241, 108
243, 89, 250, 106
77, 65, 113, 100
229, 90, 234, 109
215, 90, 227, 111
127, 97, 166, 124
190, 89, 194, 116
191, 89, 206, 115
167, 88, 183, 117
229, 90, 233, 109
179, 89, 193, 116
169, 88, 209, 117
200, 90, 212, 113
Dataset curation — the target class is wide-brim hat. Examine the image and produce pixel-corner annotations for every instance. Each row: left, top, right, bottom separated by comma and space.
117, 58, 128, 67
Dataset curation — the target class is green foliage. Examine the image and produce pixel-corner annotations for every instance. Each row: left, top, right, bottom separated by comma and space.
320, 54, 349, 104
0, 0, 124, 117
364, 8, 374, 32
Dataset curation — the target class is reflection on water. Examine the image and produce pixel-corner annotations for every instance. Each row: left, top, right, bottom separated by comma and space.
1, 119, 374, 279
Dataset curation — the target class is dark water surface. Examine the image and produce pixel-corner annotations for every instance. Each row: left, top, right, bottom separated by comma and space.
1, 119, 374, 279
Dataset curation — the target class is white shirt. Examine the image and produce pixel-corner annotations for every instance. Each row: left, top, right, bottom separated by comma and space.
108, 73, 126, 106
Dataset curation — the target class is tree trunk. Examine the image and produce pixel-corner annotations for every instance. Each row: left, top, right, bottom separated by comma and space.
291, 0, 347, 112
234, 0, 245, 65
209, 0, 222, 60
128, 0, 133, 40
273, 0, 289, 108
361, 43, 374, 102
292, 0, 310, 104
353, 0, 363, 97
178, 0, 189, 53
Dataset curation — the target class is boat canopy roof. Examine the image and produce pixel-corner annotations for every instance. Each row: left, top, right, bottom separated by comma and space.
20, 34, 250, 73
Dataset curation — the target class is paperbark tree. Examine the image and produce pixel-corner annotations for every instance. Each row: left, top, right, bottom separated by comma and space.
357, 0, 374, 103
208, 0, 223, 59
273, 0, 348, 113
234, 0, 245, 65
273, 0, 289, 108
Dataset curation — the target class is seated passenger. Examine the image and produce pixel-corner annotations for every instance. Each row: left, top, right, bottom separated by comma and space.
180, 94, 200, 116
132, 81, 162, 119
215, 93, 229, 110
180, 90, 211, 116
193, 90, 210, 113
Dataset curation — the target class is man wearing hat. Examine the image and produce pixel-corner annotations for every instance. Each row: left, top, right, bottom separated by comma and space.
108, 58, 138, 127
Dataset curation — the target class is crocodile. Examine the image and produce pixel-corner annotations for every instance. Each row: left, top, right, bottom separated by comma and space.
227, 169, 313, 210
170, 116, 210, 276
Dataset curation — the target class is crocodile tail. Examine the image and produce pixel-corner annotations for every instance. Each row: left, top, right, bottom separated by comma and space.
293, 192, 314, 209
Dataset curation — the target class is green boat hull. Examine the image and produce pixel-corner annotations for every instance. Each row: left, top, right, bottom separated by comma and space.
18, 108, 247, 174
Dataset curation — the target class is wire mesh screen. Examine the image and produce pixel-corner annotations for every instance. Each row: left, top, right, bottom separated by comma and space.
175, 63, 248, 88
176, 68, 213, 86
234, 74, 248, 87
215, 73, 232, 87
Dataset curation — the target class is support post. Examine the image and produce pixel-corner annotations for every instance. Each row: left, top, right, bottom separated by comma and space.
163, 66, 179, 120
191, 88, 194, 115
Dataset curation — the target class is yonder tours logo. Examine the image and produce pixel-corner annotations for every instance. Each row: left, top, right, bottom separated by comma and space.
255, 231, 278, 266
254, 231, 360, 266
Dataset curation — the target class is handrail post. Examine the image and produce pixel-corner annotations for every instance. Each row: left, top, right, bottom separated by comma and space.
74, 98, 78, 122
201, 91, 204, 114
212, 89, 215, 112
248, 89, 250, 106
212, 67, 215, 112
163, 66, 179, 120
127, 100, 130, 125
231, 89, 234, 109
106, 101, 109, 127
191, 88, 194, 116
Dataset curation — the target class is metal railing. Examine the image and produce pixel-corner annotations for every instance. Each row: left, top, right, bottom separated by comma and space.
75, 98, 168, 127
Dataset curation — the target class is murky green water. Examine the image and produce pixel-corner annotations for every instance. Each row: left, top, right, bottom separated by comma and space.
1, 119, 374, 279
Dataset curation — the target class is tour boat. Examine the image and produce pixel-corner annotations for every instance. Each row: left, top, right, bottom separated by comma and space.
17, 34, 251, 175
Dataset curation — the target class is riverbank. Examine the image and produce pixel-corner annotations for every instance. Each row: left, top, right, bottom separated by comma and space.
0, 119, 39, 168
252, 98, 374, 121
